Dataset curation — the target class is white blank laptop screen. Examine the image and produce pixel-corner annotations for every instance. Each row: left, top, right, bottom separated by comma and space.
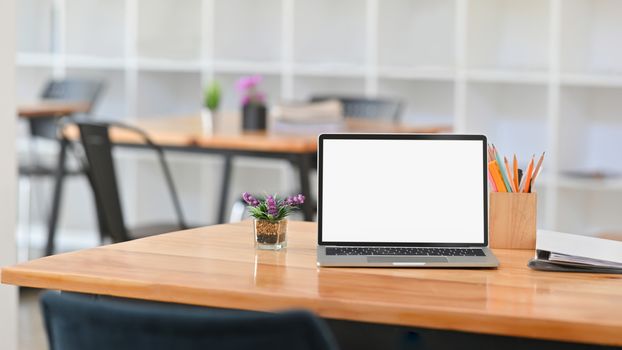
321, 138, 485, 244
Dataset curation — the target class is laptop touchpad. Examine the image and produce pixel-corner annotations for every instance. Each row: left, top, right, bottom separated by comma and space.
367, 256, 449, 263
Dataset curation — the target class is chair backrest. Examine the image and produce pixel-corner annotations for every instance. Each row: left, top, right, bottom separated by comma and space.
310, 95, 402, 122
30, 79, 104, 139
74, 121, 187, 243
41, 291, 339, 350
77, 123, 129, 243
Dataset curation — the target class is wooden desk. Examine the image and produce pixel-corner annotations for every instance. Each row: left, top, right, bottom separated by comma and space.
18, 101, 90, 118
67, 114, 451, 153
3, 221, 622, 346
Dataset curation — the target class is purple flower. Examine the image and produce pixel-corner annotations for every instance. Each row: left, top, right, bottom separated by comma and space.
296, 194, 305, 204
235, 75, 262, 92
241, 92, 265, 106
242, 192, 259, 207
237, 75, 266, 106
266, 195, 278, 217
285, 193, 305, 206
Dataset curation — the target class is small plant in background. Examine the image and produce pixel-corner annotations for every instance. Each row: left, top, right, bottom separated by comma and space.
236, 75, 265, 106
204, 81, 221, 111
242, 192, 305, 222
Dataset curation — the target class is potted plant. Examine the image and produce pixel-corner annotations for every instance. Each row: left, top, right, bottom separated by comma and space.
242, 192, 305, 250
202, 81, 221, 134
236, 75, 267, 131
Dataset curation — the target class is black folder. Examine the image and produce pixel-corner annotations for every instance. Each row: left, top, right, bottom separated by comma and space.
528, 250, 622, 274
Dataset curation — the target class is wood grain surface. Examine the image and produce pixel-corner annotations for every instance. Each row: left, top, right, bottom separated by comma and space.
18, 101, 91, 118
61, 114, 452, 153
489, 192, 537, 249
3, 221, 622, 346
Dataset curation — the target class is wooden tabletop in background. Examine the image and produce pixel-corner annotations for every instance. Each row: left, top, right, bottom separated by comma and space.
62, 114, 452, 153
3, 221, 622, 346
18, 101, 91, 118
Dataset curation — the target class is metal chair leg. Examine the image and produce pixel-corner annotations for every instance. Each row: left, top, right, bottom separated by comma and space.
45, 138, 69, 256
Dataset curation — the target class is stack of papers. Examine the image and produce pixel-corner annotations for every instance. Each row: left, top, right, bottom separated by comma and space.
271, 100, 345, 134
528, 230, 622, 273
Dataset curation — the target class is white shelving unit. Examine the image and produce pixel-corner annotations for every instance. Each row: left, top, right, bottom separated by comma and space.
16, 0, 622, 235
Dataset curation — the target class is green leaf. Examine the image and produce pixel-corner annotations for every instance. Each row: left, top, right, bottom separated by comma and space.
204, 81, 221, 110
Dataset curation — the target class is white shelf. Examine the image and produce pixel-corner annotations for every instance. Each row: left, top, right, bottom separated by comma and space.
466, 69, 548, 85
292, 63, 367, 78
293, 0, 366, 66
16, 52, 55, 67
378, 79, 454, 125
65, 55, 126, 70
377, 0, 454, 69
466, 0, 550, 72
14, 0, 622, 235
561, 73, 622, 88
293, 76, 365, 101
556, 176, 622, 191
136, 58, 202, 72
377, 66, 454, 81
561, 0, 622, 77
213, 61, 282, 75
213, 0, 282, 63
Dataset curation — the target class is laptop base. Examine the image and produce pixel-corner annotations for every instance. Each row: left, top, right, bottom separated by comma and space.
317, 246, 499, 268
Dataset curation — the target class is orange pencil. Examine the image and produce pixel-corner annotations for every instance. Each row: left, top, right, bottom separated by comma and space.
513, 154, 519, 190
504, 156, 516, 192
522, 156, 535, 193
488, 160, 507, 193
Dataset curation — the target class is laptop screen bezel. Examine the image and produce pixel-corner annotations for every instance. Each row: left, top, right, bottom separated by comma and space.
317, 133, 489, 247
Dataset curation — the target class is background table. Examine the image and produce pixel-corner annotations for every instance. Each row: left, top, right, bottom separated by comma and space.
44, 112, 452, 254
63, 114, 451, 223
18, 101, 90, 118
3, 221, 622, 347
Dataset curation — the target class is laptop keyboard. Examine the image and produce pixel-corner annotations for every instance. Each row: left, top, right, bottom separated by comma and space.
325, 247, 485, 257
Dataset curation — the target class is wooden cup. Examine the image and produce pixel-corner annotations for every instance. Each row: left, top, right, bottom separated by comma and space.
489, 192, 537, 249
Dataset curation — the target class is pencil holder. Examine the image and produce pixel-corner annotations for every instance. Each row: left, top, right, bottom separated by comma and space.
489, 192, 537, 250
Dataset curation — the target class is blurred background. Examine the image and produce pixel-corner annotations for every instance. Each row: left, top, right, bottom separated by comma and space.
14, 0, 622, 257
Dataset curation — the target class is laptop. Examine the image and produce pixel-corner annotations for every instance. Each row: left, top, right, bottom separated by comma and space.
317, 134, 499, 268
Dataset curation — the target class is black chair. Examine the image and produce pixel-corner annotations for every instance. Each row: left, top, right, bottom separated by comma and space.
19, 79, 104, 256
69, 121, 188, 243
310, 95, 403, 122
41, 291, 339, 350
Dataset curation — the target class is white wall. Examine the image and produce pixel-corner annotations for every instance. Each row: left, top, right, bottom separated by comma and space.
0, 0, 18, 348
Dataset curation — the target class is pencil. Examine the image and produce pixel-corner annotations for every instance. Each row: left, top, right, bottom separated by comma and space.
488, 161, 507, 193
522, 156, 535, 193
487, 171, 498, 192
493, 146, 512, 192
504, 156, 516, 192
513, 154, 518, 190
530, 152, 546, 186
